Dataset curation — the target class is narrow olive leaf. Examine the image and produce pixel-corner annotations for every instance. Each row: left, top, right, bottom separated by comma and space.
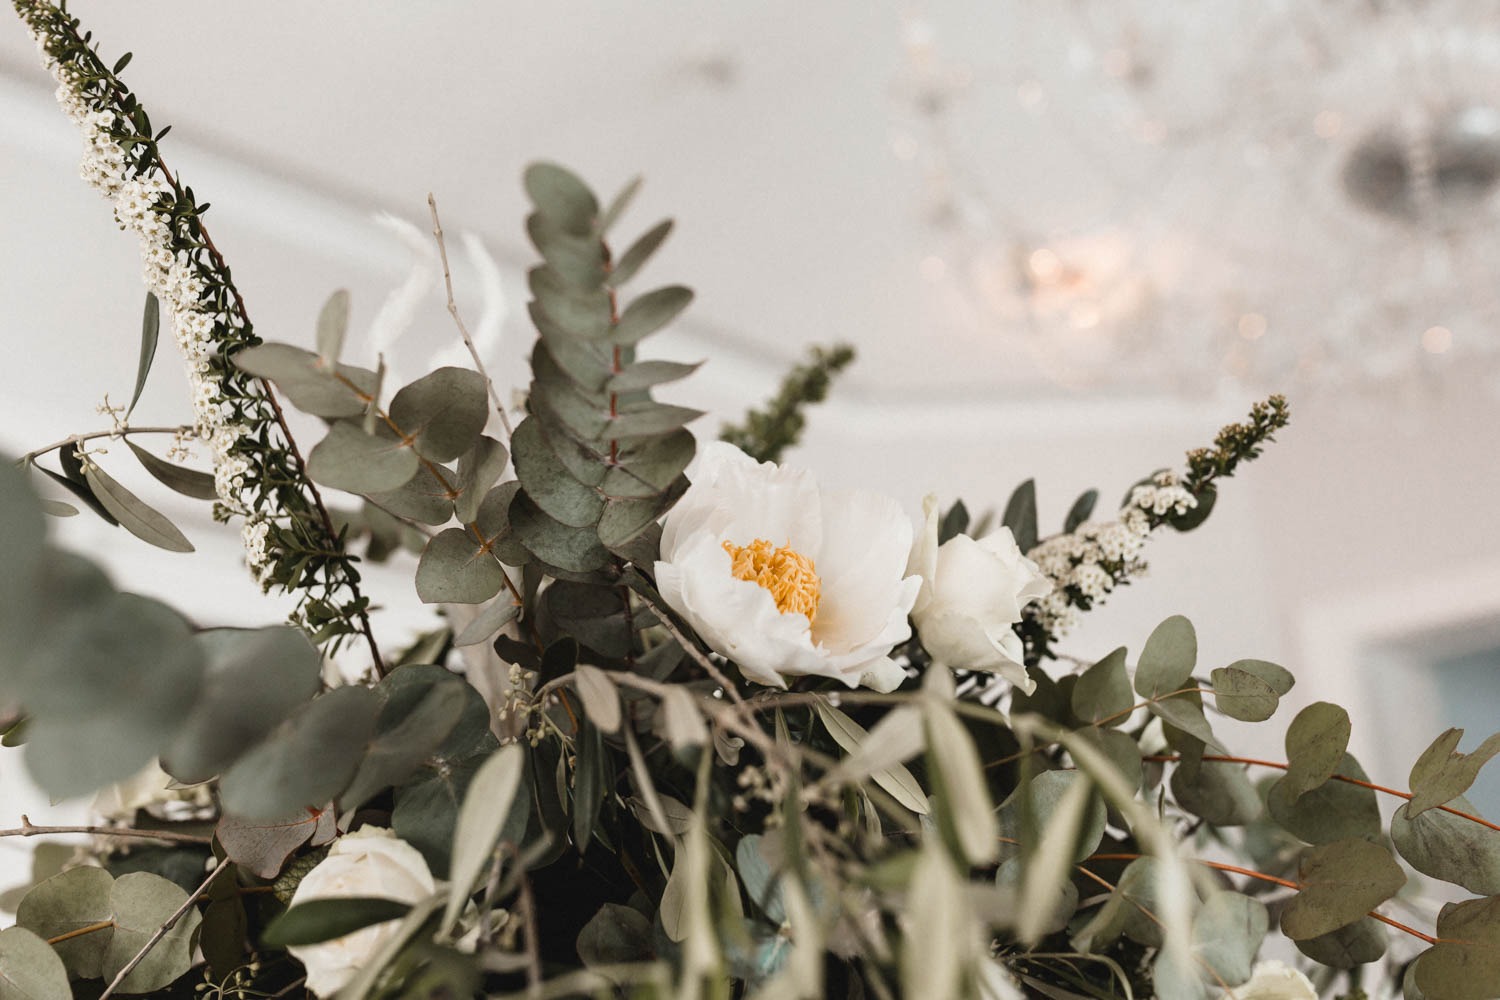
443, 744, 525, 933
126, 441, 217, 500
1295, 916, 1388, 969
307, 421, 419, 495
598, 175, 643, 235
453, 598, 520, 647
126, 291, 159, 419
1001, 478, 1038, 554
415, 528, 506, 605
524, 162, 599, 235
574, 665, 622, 734
39, 499, 77, 517
611, 286, 694, 345
1063, 488, 1098, 533
104, 872, 203, 994
629, 795, 695, 836
16, 866, 115, 979
1210, 666, 1280, 722
1415, 894, 1500, 1000
825, 704, 926, 791
660, 687, 707, 749
316, 289, 350, 366
814, 703, 928, 815
1193, 891, 1269, 987
44, 454, 117, 525
1135, 615, 1197, 699
262, 897, 410, 948
1017, 775, 1093, 944
1408, 728, 1500, 818
1280, 838, 1406, 941
83, 463, 194, 552
0, 926, 71, 1000
608, 218, 672, 288
1072, 646, 1132, 725
1392, 795, 1500, 895
924, 700, 998, 865
901, 843, 968, 1000
1267, 752, 1382, 845
1283, 702, 1352, 800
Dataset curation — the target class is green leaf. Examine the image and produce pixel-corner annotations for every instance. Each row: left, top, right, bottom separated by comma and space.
453, 597, 520, 647
528, 220, 607, 291
1223, 658, 1294, 696
574, 665, 621, 734
216, 809, 333, 880
126, 291, 159, 419
1415, 895, 1500, 1000
1171, 760, 1261, 827
571, 720, 610, 853
162, 625, 323, 784
1171, 483, 1217, 532
576, 903, 653, 966
1016, 775, 1097, 946
1001, 479, 1038, 554
38, 499, 77, 518
230, 342, 376, 419
16, 866, 114, 979
1210, 665, 1284, 722
997, 769, 1107, 864
659, 686, 707, 749
307, 420, 419, 495
510, 417, 604, 528
83, 463, 193, 552
1280, 838, 1405, 941
103, 872, 203, 994
597, 483, 685, 550
1063, 488, 1098, 533
125, 441, 216, 501
1148, 694, 1223, 754
36, 463, 116, 526
606, 404, 704, 442
1193, 891, 1268, 987
1283, 702, 1351, 800
0, 927, 71, 1000
1294, 915, 1387, 969
262, 896, 411, 948
924, 699, 998, 865
1267, 752, 1382, 845
609, 219, 672, 288
415, 527, 507, 605
814, 703, 928, 815
607, 359, 700, 394
453, 436, 509, 524
1392, 794, 1500, 895
364, 463, 455, 526
1071, 646, 1132, 725
389, 367, 490, 463
316, 288, 350, 366
443, 744, 525, 933
1135, 615, 1197, 699
524, 162, 599, 236
1409, 728, 1500, 818
219, 686, 382, 820
612, 286, 693, 345
0, 458, 46, 654
509, 491, 612, 573
599, 176, 643, 234
341, 678, 472, 812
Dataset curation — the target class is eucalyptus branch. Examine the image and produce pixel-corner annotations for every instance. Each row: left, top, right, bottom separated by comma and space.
98, 857, 232, 999
0, 816, 212, 845
18, 425, 191, 466
427, 193, 514, 438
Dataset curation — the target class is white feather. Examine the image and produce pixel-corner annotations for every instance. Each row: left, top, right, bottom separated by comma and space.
367, 212, 439, 363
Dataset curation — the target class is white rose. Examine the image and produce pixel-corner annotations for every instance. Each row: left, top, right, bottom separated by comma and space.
655, 442, 921, 692
1229, 960, 1318, 999
286, 827, 436, 997
906, 495, 1052, 693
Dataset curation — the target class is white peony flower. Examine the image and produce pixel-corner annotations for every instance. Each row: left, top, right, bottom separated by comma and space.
286, 827, 436, 997
1229, 960, 1318, 999
655, 442, 921, 692
906, 495, 1052, 694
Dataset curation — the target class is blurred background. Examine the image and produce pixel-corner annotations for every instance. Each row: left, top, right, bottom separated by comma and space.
2, 1, 1500, 878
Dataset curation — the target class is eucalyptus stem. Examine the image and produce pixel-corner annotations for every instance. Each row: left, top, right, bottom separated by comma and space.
0, 816, 212, 845
98, 857, 231, 999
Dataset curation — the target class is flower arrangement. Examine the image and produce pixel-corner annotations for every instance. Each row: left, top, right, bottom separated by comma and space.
4, 4, 1500, 1000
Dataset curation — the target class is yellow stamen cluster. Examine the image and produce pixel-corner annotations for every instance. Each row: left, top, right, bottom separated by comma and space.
723, 538, 822, 623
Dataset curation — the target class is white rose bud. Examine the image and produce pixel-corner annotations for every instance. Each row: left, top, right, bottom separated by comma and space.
286, 827, 436, 997
906, 495, 1052, 694
1229, 960, 1318, 999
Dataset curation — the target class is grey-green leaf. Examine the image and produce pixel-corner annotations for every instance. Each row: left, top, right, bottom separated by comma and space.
230, 342, 376, 419
1001, 479, 1038, 554
0, 926, 71, 1000
1295, 916, 1388, 969
453, 597, 520, 647
83, 464, 193, 552
1210, 666, 1281, 722
574, 665, 622, 734
1283, 702, 1351, 800
924, 700, 998, 865
1071, 646, 1132, 726
389, 367, 490, 463
1267, 752, 1382, 845
443, 744, 525, 933
609, 219, 673, 288
1280, 838, 1405, 941
1409, 728, 1500, 818
815, 703, 928, 815
1136, 615, 1197, 698
126, 441, 217, 501
104, 872, 203, 995
307, 421, 419, 495
454, 436, 509, 524
127, 291, 159, 419
415, 528, 506, 605
1392, 794, 1500, 895
16, 866, 114, 980
316, 289, 350, 366
1193, 891, 1268, 987
524, 162, 599, 236
611, 286, 693, 345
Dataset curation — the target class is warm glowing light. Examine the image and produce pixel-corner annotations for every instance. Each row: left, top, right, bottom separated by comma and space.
1027, 248, 1063, 283
1238, 313, 1268, 340
1313, 110, 1342, 138
1422, 326, 1453, 354
1069, 303, 1102, 329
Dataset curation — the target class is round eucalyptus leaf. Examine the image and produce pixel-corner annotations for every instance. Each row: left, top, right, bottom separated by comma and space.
341, 677, 472, 812
576, 903, 653, 966
1135, 615, 1197, 698
163, 625, 322, 784
0, 926, 71, 1000
1171, 760, 1262, 826
1392, 794, 1500, 895
1415, 894, 1500, 1000
509, 492, 612, 573
510, 418, 604, 528
230, 342, 375, 419
1267, 752, 1381, 844
1193, 891, 1268, 987
366, 464, 456, 526
1283, 702, 1352, 800
1280, 838, 1405, 941
415, 528, 507, 605
16, 866, 114, 979
1070, 647, 1132, 726
306, 421, 419, 495
219, 686, 382, 820
389, 367, 489, 463
1210, 666, 1281, 722
1295, 916, 1388, 969
103, 872, 202, 995
453, 436, 510, 525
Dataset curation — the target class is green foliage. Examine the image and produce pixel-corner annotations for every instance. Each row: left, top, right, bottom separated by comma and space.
719, 343, 856, 464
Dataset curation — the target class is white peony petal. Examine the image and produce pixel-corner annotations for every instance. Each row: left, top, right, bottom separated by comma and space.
906, 494, 941, 618
854, 656, 909, 693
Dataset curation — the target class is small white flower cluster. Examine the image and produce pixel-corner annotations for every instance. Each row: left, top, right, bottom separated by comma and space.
28, 15, 274, 586
1027, 472, 1197, 635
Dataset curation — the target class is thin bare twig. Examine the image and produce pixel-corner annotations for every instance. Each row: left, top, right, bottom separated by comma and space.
508, 842, 543, 998
629, 589, 746, 706
427, 193, 514, 438
98, 857, 232, 999
19, 425, 192, 466
0, 816, 212, 846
